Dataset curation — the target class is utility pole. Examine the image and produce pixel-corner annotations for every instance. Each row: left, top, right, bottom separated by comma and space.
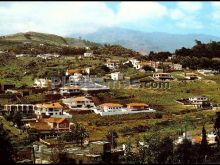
112, 131, 114, 148
32, 146, 35, 164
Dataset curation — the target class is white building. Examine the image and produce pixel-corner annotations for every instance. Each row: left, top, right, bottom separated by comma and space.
98, 103, 123, 112
197, 69, 217, 76
185, 73, 199, 80
111, 72, 124, 81
155, 68, 163, 73
152, 73, 174, 80
130, 59, 141, 69
4, 104, 34, 114
34, 102, 71, 118
62, 96, 95, 110
175, 131, 216, 145
188, 96, 209, 105
80, 82, 109, 92
36, 53, 60, 59
171, 64, 182, 71
84, 52, 94, 57
69, 73, 84, 82
105, 59, 120, 70
33, 79, 52, 88
59, 86, 81, 96
93, 102, 156, 116
16, 54, 25, 58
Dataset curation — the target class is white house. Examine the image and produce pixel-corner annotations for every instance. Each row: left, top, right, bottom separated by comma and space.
185, 73, 199, 80
197, 69, 217, 76
93, 102, 156, 116
130, 59, 141, 69
155, 68, 163, 73
105, 59, 120, 70
84, 51, 94, 57
59, 86, 81, 96
98, 103, 123, 112
62, 96, 95, 110
188, 96, 209, 105
36, 53, 60, 59
34, 103, 72, 119
111, 72, 124, 81
152, 73, 174, 81
69, 73, 85, 82
35, 103, 63, 118
16, 54, 25, 58
33, 79, 52, 88
171, 64, 182, 71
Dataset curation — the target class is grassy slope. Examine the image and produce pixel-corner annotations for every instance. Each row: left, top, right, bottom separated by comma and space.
0, 116, 28, 142
0, 31, 101, 49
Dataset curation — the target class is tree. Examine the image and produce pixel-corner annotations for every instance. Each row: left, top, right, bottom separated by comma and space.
106, 130, 118, 149
214, 112, 220, 147
78, 125, 89, 148
199, 126, 211, 163
5, 111, 23, 127
12, 111, 23, 127
0, 122, 15, 164
142, 65, 154, 71
123, 138, 138, 164
61, 122, 89, 148
158, 137, 174, 164
50, 137, 66, 164
173, 138, 200, 164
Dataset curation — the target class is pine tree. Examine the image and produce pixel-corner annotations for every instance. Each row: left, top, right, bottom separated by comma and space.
200, 126, 211, 163
106, 130, 118, 149
214, 112, 220, 147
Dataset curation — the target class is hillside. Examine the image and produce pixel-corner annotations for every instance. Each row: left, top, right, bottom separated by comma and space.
0, 31, 101, 49
71, 27, 220, 53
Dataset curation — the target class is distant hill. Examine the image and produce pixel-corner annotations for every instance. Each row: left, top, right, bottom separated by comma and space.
0, 31, 101, 49
71, 27, 220, 53
0, 32, 140, 58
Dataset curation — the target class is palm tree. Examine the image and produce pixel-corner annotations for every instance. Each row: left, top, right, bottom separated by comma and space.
69, 122, 89, 147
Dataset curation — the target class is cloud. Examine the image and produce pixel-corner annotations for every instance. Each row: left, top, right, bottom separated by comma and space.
211, 2, 220, 22
116, 2, 167, 23
170, 2, 203, 29
176, 2, 202, 13
0, 2, 168, 36
0, 2, 116, 35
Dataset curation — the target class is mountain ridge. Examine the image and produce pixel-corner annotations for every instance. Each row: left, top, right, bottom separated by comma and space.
70, 27, 220, 53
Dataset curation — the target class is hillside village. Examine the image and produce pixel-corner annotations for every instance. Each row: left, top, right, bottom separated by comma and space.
1, 32, 220, 164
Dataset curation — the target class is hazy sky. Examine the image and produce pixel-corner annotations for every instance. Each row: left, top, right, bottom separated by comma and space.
0, 1, 220, 36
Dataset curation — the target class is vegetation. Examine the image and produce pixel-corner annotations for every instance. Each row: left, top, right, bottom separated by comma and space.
0, 122, 15, 164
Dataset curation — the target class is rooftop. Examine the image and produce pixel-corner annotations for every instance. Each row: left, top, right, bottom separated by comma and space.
127, 103, 148, 107
66, 69, 81, 75
36, 102, 63, 109
99, 103, 123, 107
72, 96, 92, 102
90, 141, 110, 145
60, 86, 80, 90
46, 117, 66, 124
28, 121, 51, 131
